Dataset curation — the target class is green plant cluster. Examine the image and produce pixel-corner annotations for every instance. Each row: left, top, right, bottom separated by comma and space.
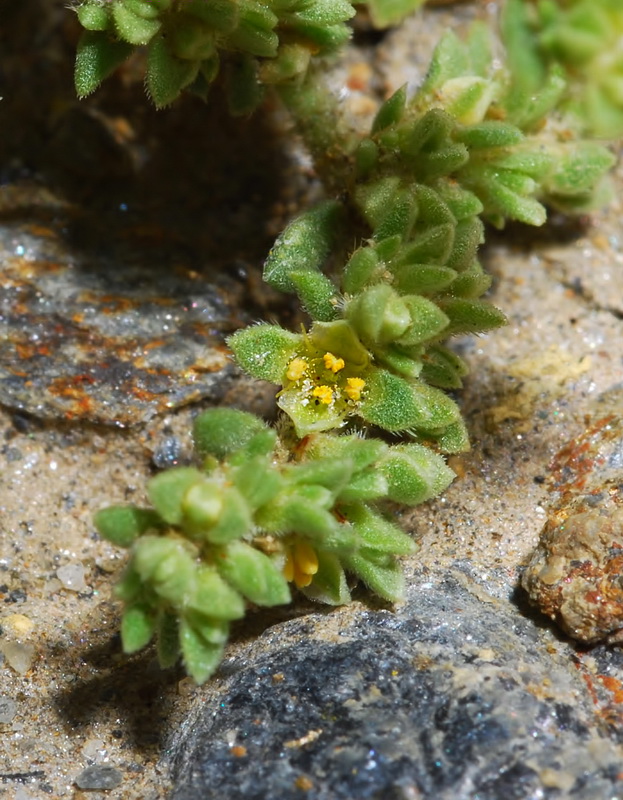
74, 0, 356, 110
84, 1, 622, 682
502, 0, 623, 138
95, 408, 454, 682
229, 23, 614, 445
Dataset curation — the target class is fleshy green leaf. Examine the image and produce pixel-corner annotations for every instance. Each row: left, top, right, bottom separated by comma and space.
121, 604, 156, 653
263, 200, 344, 293
379, 444, 455, 504
146, 36, 200, 108
216, 541, 291, 606
228, 324, 301, 383
300, 551, 351, 605
75, 31, 134, 98
94, 506, 162, 547
179, 619, 225, 684
193, 408, 273, 461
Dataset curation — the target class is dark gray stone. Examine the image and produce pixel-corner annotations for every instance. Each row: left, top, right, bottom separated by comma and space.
167, 570, 623, 800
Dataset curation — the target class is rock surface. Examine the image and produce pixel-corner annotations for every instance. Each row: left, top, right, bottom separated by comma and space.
169, 571, 623, 800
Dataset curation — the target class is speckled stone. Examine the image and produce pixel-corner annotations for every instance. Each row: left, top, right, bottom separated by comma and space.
167, 570, 623, 800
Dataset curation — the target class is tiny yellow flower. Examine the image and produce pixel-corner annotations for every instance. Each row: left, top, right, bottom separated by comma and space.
312, 385, 334, 405
323, 352, 345, 373
286, 357, 308, 381
344, 377, 366, 401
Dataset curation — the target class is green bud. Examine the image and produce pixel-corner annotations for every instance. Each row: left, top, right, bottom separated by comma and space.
355, 176, 402, 231
182, 481, 223, 532
392, 223, 455, 266
112, 1, 161, 44
94, 506, 162, 548
123, 0, 163, 21
147, 467, 203, 526
305, 434, 388, 471
346, 284, 411, 345
216, 541, 291, 606
77, 4, 111, 31
395, 295, 450, 346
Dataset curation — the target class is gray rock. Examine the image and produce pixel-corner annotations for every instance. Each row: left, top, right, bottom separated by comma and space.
167, 570, 623, 800
75, 765, 123, 791
0, 696, 18, 724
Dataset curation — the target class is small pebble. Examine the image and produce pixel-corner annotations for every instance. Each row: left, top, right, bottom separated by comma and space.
0, 641, 35, 675
0, 696, 17, 723
152, 435, 183, 468
2, 613, 34, 637
56, 563, 88, 593
75, 765, 123, 790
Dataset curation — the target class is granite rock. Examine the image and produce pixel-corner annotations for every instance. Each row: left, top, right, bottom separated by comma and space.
167, 570, 623, 800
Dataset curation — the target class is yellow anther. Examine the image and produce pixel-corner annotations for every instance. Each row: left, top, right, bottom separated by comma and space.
286, 357, 308, 381
294, 540, 319, 576
293, 565, 313, 588
344, 377, 366, 401
312, 385, 334, 405
323, 352, 345, 373
283, 551, 295, 583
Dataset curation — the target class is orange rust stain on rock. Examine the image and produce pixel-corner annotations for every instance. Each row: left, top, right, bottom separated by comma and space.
549, 415, 615, 495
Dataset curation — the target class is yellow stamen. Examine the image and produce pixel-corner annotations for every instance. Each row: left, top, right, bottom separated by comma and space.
344, 377, 366, 401
293, 564, 314, 588
294, 540, 319, 576
323, 352, 345, 373
283, 551, 295, 583
312, 385, 333, 404
286, 357, 308, 381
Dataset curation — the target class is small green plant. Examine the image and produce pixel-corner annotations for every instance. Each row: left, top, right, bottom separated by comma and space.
82, 0, 621, 682
95, 408, 453, 682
